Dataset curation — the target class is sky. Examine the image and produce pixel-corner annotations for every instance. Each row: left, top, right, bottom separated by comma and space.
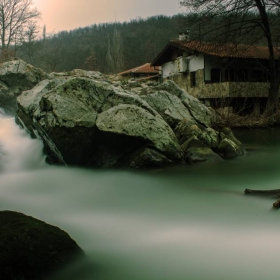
32, 0, 183, 34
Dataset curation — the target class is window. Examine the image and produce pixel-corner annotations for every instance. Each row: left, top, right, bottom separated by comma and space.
237, 69, 248, 82
190, 71, 196, 87
251, 70, 268, 82
211, 68, 221, 83
225, 69, 235, 82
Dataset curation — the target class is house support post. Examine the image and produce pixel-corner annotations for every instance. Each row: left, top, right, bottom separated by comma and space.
252, 98, 261, 116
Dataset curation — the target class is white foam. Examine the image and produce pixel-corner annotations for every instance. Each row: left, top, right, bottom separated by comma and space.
0, 115, 46, 173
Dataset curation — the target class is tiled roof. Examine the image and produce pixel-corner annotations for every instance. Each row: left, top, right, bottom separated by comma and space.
171, 40, 280, 59
118, 63, 159, 75
152, 40, 280, 66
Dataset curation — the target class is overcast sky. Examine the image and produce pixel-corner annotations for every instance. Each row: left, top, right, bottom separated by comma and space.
33, 0, 183, 33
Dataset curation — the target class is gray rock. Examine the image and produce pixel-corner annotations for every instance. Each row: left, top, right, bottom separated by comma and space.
17, 76, 184, 167
199, 127, 220, 149
217, 138, 244, 159
182, 95, 215, 128
186, 147, 224, 164
126, 147, 173, 169
151, 80, 216, 127
216, 127, 244, 158
142, 91, 193, 128
181, 136, 223, 163
0, 80, 16, 113
0, 58, 47, 95
151, 80, 189, 100
96, 104, 183, 160
13, 60, 244, 169
0, 59, 48, 113
174, 120, 202, 145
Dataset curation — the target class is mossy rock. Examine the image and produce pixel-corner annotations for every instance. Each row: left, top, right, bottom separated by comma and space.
186, 147, 223, 164
0, 211, 83, 280
217, 138, 244, 159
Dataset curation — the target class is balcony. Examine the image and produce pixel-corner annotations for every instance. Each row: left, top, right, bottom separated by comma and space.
197, 82, 271, 99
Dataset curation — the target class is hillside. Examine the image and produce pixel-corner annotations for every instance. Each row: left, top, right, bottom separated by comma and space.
17, 14, 185, 74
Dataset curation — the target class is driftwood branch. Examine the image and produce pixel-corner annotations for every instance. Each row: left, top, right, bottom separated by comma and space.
244, 188, 280, 208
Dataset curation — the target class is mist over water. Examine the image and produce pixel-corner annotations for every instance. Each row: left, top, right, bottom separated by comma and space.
1, 110, 280, 280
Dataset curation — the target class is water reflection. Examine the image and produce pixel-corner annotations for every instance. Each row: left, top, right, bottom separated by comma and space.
1, 114, 280, 279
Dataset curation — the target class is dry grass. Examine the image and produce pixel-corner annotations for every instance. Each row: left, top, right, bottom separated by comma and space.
216, 111, 280, 128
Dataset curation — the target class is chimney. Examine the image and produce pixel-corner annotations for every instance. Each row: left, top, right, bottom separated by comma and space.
179, 30, 190, 41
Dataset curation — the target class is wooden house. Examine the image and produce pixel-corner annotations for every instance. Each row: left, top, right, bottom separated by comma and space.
151, 39, 280, 115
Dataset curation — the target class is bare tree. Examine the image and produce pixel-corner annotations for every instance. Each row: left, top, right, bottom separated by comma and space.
40, 38, 62, 72
106, 35, 114, 73
0, 0, 40, 51
105, 28, 124, 73
111, 28, 124, 73
42, 24, 46, 41
180, 0, 280, 114
17, 21, 39, 63
84, 51, 97, 70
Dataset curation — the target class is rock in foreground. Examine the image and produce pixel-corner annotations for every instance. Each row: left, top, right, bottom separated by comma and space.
0, 211, 83, 280
13, 62, 244, 168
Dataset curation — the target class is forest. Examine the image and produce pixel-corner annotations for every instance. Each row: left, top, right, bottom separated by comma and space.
15, 14, 185, 74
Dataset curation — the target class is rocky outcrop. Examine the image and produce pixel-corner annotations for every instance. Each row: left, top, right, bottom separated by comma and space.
0, 58, 47, 93
0, 211, 83, 280
17, 77, 184, 167
0, 58, 48, 114
13, 60, 245, 168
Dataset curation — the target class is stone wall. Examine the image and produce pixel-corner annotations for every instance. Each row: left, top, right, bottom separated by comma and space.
165, 69, 205, 98
164, 72, 278, 99
228, 82, 272, 98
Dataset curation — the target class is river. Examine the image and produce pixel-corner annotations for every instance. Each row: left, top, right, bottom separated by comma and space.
1, 109, 280, 280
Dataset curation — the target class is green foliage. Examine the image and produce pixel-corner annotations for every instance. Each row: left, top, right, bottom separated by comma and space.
17, 14, 185, 73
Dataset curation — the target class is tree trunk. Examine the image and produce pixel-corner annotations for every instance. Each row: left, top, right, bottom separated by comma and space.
254, 0, 279, 115
244, 188, 280, 208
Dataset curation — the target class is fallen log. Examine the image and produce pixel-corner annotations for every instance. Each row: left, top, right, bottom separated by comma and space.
244, 188, 280, 196
244, 188, 280, 208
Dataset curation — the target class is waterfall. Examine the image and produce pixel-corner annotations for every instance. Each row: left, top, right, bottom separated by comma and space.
0, 109, 46, 173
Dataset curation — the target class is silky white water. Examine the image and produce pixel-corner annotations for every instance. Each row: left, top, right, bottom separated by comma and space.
1, 110, 280, 280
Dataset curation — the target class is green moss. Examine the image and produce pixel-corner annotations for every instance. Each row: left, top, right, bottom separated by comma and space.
57, 78, 91, 93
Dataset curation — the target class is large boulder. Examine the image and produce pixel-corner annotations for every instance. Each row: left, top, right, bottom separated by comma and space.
15, 64, 244, 169
0, 58, 47, 94
0, 211, 83, 280
0, 59, 48, 113
17, 77, 184, 167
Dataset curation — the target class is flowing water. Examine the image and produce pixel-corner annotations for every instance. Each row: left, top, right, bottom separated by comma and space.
1, 108, 280, 280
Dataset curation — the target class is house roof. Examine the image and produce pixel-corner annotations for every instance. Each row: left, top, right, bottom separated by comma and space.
135, 74, 160, 82
118, 63, 159, 76
151, 40, 280, 66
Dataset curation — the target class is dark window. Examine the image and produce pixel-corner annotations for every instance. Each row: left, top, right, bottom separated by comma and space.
237, 69, 248, 82
225, 69, 235, 82
251, 70, 268, 82
190, 71, 196, 87
211, 68, 221, 83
